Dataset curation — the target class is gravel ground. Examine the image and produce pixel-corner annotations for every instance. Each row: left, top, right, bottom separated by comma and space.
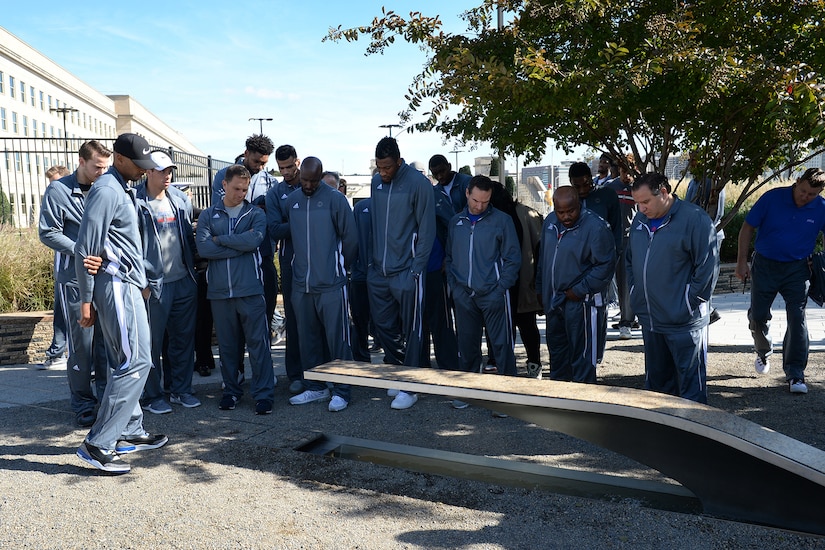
1, 337, 824, 549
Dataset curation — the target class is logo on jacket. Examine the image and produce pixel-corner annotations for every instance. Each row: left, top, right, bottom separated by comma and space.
281, 193, 288, 199
292, 203, 299, 209
456, 220, 464, 226
377, 184, 383, 190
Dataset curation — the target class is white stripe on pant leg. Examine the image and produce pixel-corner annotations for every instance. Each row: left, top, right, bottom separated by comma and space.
111, 276, 133, 371
340, 286, 351, 346
57, 282, 75, 357
503, 289, 515, 349
586, 302, 598, 367
414, 273, 424, 340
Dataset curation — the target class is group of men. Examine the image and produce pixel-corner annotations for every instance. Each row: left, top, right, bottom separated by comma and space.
38, 129, 825, 474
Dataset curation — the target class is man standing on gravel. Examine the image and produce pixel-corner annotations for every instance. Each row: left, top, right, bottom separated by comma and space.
74, 133, 168, 474
627, 172, 718, 404
537, 186, 615, 383
735, 168, 825, 394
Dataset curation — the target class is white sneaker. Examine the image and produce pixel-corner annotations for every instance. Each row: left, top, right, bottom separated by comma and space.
386, 388, 399, 397
390, 391, 418, 410
289, 389, 331, 405
451, 399, 469, 409
328, 396, 348, 412
789, 379, 808, 394
39, 356, 67, 370
754, 355, 770, 375
618, 326, 632, 340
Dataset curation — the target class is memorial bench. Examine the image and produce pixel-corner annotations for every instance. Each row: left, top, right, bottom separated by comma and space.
306, 361, 825, 536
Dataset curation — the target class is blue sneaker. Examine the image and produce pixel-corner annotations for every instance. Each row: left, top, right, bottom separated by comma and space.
142, 398, 172, 415
170, 393, 201, 408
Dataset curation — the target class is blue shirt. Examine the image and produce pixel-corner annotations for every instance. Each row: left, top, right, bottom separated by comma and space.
747, 186, 825, 262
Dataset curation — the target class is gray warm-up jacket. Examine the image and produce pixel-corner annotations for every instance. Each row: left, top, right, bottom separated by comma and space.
286, 183, 358, 294
196, 199, 266, 300
535, 208, 616, 310
445, 205, 521, 296
626, 197, 719, 333
39, 172, 86, 284
74, 166, 147, 302
370, 162, 435, 277
134, 183, 197, 300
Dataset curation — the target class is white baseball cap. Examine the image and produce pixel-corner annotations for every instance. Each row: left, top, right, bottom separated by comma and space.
148, 150, 177, 170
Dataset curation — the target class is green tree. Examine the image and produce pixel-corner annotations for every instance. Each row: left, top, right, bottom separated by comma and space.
489, 156, 500, 177
459, 165, 472, 176
0, 185, 13, 227
328, 1, 825, 225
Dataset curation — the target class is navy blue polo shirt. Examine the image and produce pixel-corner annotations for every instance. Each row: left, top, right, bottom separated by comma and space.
747, 186, 825, 261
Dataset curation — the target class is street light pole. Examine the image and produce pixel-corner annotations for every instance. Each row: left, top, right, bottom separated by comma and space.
249, 117, 273, 134
379, 124, 402, 138
449, 149, 464, 169
50, 106, 78, 167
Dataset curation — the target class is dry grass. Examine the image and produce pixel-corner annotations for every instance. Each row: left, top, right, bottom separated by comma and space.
0, 225, 54, 313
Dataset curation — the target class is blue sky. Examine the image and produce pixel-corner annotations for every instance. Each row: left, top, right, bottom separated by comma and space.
4, 1, 572, 174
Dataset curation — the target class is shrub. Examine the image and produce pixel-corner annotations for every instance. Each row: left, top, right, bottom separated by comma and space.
0, 226, 54, 313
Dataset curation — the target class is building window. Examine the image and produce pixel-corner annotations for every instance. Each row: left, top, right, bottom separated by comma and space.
32, 119, 38, 137
0, 71, 4, 94
41, 122, 45, 136
48, 95, 52, 109
30, 86, 35, 106
12, 112, 18, 134
50, 125, 54, 137
39, 91, 44, 110
26, 153, 31, 174
20, 81, 25, 102
9, 76, 15, 98
14, 152, 21, 172
0, 108, 5, 131
22, 115, 28, 136
4, 152, 9, 170
57, 128, 62, 139
36, 155, 41, 175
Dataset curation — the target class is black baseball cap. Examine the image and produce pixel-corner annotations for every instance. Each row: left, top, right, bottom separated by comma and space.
113, 133, 155, 169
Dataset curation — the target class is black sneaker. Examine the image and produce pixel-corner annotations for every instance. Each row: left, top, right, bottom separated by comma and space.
219, 394, 238, 410
115, 433, 169, 454
77, 441, 130, 474
255, 399, 273, 415
76, 410, 96, 428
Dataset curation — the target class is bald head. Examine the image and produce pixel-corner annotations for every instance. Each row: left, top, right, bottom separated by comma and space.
553, 186, 581, 228
300, 156, 324, 195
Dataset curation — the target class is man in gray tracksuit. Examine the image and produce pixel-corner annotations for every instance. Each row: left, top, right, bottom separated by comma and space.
266, 144, 304, 393
285, 157, 358, 412
74, 133, 168, 474
536, 186, 616, 383
135, 151, 200, 413
445, 175, 521, 376
39, 140, 111, 427
197, 164, 276, 415
369, 137, 435, 410
627, 173, 719, 404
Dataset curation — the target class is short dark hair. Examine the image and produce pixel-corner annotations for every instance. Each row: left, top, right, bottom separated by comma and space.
78, 140, 112, 161
632, 172, 670, 195
224, 164, 251, 182
245, 134, 274, 156
275, 144, 297, 161
428, 154, 449, 170
375, 137, 400, 161
568, 162, 592, 179
468, 174, 494, 193
800, 167, 825, 188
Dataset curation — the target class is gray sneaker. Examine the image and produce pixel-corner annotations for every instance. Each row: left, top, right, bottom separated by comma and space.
170, 393, 201, 408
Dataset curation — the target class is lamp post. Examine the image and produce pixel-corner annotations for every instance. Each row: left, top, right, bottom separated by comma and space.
249, 117, 273, 134
379, 123, 402, 138
50, 106, 78, 167
449, 149, 464, 169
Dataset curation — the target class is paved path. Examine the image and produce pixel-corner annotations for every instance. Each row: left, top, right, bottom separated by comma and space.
4, 292, 825, 408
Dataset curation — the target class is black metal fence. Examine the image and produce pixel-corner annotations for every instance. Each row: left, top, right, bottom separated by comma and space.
0, 137, 231, 227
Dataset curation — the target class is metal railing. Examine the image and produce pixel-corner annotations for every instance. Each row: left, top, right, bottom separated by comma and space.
0, 137, 231, 227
